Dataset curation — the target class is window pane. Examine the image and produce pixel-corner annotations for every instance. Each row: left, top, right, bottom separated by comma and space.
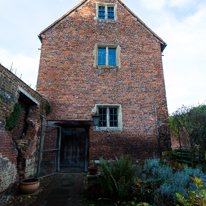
109, 108, 118, 127
103, 121, 107, 127
98, 48, 106, 65
110, 108, 113, 115
99, 6, 105, 19
109, 48, 116, 66
103, 108, 107, 114
108, 7, 114, 20
99, 107, 107, 127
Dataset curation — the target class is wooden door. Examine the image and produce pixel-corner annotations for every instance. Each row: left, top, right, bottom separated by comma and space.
60, 127, 86, 167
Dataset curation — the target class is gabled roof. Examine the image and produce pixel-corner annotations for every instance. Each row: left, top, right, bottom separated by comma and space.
39, 0, 167, 51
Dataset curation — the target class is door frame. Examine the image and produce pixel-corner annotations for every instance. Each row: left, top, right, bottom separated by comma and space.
47, 120, 92, 172
37, 125, 62, 178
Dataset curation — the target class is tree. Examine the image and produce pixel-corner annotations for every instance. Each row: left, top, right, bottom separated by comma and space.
170, 104, 206, 171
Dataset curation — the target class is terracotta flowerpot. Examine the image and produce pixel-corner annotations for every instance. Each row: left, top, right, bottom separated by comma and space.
19, 178, 40, 194
88, 167, 98, 175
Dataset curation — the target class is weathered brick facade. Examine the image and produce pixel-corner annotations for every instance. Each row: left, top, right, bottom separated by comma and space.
37, 0, 171, 164
0, 64, 47, 193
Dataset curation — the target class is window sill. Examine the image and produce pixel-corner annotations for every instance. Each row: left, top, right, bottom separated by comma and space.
97, 19, 117, 22
94, 17, 117, 22
97, 65, 119, 69
94, 126, 122, 131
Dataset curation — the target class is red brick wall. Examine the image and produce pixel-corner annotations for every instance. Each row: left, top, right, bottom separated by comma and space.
0, 64, 48, 193
37, 0, 171, 159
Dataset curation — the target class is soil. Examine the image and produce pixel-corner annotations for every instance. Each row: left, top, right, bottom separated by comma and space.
0, 175, 55, 206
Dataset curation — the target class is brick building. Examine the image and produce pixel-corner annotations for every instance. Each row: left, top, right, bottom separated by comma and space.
37, 0, 171, 172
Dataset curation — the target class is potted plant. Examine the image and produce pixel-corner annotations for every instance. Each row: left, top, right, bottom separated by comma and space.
19, 178, 40, 194
88, 160, 98, 175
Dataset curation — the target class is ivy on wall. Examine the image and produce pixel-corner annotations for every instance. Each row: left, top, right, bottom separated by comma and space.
45, 103, 51, 115
5, 103, 21, 131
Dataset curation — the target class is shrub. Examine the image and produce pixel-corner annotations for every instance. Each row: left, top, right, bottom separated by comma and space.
98, 155, 140, 201
143, 158, 206, 205
176, 176, 206, 206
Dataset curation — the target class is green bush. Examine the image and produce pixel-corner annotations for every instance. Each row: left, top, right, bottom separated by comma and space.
143, 158, 206, 205
5, 103, 21, 131
98, 155, 140, 201
176, 176, 206, 206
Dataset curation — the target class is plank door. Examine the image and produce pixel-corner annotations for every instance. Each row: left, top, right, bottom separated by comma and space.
60, 127, 86, 167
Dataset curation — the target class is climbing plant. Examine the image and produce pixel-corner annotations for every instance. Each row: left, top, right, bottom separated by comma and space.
45, 103, 51, 115
6, 103, 21, 131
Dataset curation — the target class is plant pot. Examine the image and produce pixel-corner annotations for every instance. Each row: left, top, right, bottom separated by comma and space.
88, 167, 98, 175
19, 178, 40, 194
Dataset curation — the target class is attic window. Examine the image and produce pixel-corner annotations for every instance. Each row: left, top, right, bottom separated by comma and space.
96, 3, 117, 21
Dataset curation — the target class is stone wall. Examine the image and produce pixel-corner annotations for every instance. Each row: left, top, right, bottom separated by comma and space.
37, 0, 171, 160
0, 64, 47, 193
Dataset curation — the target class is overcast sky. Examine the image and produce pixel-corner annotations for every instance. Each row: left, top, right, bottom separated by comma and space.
0, 0, 206, 114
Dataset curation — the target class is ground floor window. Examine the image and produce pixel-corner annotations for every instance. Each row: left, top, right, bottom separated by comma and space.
99, 107, 118, 127
95, 104, 122, 131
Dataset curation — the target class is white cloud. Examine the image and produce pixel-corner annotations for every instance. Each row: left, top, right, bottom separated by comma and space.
139, 0, 165, 10
169, 0, 195, 8
0, 49, 39, 89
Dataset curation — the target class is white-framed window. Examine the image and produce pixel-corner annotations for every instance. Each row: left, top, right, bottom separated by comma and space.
93, 104, 123, 131
96, 3, 117, 21
93, 44, 121, 68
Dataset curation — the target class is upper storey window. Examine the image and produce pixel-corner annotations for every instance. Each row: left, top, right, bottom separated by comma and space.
93, 44, 121, 69
108, 7, 114, 20
98, 6, 105, 19
98, 47, 116, 66
96, 3, 117, 21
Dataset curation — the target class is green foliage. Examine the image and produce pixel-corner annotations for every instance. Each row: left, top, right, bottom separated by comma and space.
98, 155, 140, 201
176, 176, 206, 206
170, 104, 206, 170
5, 103, 21, 131
45, 103, 51, 115
143, 158, 206, 205
115, 199, 150, 206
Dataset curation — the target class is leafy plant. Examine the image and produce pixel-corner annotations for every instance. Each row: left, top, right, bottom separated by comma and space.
143, 158, 206, 205
176, 176, 206, 206
45, 103, 51, 115
98, 155, 140, 201
170, 104, 206, 170
5, 103, 21, 131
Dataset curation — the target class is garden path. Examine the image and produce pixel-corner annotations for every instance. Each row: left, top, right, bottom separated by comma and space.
31, 173, 85, 206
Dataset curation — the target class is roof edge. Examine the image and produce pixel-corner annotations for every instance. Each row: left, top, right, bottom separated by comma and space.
117, 0, 166, 46
39, 0, 87, 36
39, 0, 166, 47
